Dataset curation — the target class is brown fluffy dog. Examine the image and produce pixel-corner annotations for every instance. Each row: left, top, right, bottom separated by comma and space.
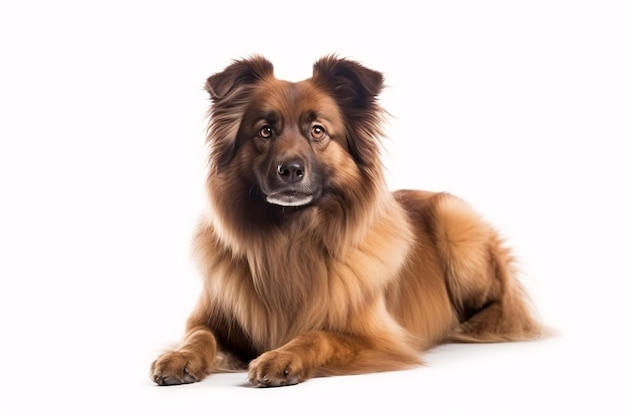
151, 55, 544, 387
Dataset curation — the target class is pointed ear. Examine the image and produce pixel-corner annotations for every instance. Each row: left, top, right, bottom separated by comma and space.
311, 55, 384, 108
205, 55, 274, 100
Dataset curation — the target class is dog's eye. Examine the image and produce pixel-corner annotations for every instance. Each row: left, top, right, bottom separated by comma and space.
311, 125, 326, 140
259, 126, 273, 139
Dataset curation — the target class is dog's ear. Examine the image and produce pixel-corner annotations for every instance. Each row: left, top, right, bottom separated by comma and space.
312, 55, 385, 169
205, 56, 274, 169
311, 55, 384, 109
206, 56, 274, 100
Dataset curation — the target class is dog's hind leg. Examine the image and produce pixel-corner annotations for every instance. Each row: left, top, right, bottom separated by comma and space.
446, 288, 544, 343
432, 193, 544, 343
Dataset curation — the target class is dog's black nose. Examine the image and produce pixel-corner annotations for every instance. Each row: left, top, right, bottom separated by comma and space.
277, 161, 305, 183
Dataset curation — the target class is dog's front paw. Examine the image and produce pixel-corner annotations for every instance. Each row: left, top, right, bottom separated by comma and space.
151, 350, 209, 386
248, 350, 306, 387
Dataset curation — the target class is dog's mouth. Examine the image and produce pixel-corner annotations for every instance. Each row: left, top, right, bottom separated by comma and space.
266, 190, 314, 207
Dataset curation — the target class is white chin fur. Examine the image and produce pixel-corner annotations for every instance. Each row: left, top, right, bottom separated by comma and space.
266, 193, 313, 207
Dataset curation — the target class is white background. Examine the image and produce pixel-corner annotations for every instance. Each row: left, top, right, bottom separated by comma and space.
1, 1, 624, 415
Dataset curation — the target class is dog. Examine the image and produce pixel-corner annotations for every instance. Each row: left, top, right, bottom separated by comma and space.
150, 55, 544, 387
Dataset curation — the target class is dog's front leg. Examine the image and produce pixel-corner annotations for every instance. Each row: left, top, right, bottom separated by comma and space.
248, 330, 419, 387
151, 325, 218, 385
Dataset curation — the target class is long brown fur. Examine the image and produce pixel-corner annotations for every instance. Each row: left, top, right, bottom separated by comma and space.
151, 55, 545, 387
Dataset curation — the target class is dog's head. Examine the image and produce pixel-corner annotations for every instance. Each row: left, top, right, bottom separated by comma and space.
205, 55, 385, 209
